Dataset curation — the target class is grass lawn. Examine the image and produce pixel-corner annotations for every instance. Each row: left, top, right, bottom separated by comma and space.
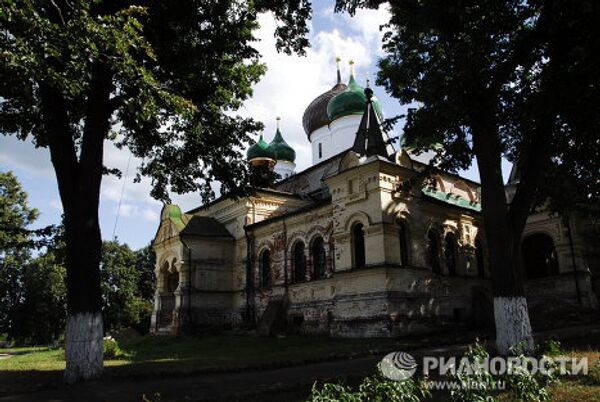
546, 349, 600, 402
1, 333, 598, 400
0, 334, 418, 395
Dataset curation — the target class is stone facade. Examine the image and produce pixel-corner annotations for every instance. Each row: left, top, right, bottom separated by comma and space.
151, 151, 598, 337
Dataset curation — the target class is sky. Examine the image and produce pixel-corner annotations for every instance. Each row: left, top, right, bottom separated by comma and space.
0, 3, 511, 250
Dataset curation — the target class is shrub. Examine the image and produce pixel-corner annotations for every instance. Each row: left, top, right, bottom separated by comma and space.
307, 372, 430, 402
103, 337, 123, 359
536, 340, 562, 357
448, 341, 500, 402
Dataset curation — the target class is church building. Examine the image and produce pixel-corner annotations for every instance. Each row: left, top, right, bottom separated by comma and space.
151, 62, 598, 337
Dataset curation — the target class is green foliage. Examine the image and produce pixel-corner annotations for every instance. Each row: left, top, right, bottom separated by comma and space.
0, 0, 310, 201
307, 372, 430, 402
504, 356, 559, 402
448, 341, 499, 402
536, 340, 563, 357
13, 251, 67, 344
135, 245, 157, 302
100, 241, 155, 334
0, 171, 38, 339
102, 337, 123, 359
0, 171, 38, 250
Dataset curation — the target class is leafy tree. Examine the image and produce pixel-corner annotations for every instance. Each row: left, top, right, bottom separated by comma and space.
0, 171, 38, 339
135, 244, 156, 303
336, 0, 600, 353
0, 0, 309, 381
14, 249, 67, 345
101, 240, 153, 334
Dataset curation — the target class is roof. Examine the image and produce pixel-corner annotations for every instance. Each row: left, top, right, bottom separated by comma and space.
422, 187, 481, 212
245, 198, 332, 230
269, 127, 296, 162
327, 74, 383, 121
180, 216, 233, 238
302, 82, 347, 137
247, 134, 276, 161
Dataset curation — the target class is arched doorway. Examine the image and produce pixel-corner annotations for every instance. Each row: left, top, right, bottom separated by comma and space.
521, 233, 559, 279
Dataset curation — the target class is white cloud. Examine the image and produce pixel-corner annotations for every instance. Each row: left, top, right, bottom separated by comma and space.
242, 9, 390, 171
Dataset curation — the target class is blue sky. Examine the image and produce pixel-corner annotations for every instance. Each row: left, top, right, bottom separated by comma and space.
0, 3, 510, 250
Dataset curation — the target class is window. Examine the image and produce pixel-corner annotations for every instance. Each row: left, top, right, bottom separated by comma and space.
260, 249, 272, 288
521, 233, 559, 279
312, 237, 326, 279
444, 233, 458, 276
352, 223, 366, 268
293, 242, 306, 283
475, 237, 485, 278
398, 221, 409, 266
166, 271, 179, 293
318, 142, 323, 159
427, 230, 441, 274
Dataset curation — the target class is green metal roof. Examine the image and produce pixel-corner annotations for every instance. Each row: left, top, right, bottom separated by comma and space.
247, 134, 276, 161
165, 204, 186, 229
326, 74, 383, 121
422, 187, 481, 212
268, 127, 296, 162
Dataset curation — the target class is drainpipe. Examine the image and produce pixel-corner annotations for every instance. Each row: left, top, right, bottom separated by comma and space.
565, 214, 583, 306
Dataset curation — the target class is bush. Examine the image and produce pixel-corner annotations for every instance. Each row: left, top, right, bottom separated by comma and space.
103, 337, 123, 359
307, 372, 430, 402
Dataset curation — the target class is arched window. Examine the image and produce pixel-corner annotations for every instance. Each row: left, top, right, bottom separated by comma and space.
260, 249, 272, 288
312, 237, 326, 279
427, 230, 441, 274
475, 237, 485, 278
521, 233, 559, 279
352, 223, 366, 268
292, 242, 306, 283
444, 233, 458, 276
166, 271, 179, 293
398, 221, 409, 266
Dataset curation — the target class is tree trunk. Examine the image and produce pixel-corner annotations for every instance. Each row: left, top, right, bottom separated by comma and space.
472, 120, 534, 355
63, 200, 104, 383
40, 62, 113, 382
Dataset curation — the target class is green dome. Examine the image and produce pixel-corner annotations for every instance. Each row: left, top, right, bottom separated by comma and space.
246, 134, 276, 161
326, 74, 383, 121
268, 128, 296, 162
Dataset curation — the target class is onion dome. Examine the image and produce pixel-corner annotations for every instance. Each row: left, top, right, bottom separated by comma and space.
302, 58, 347, 138
268, 117, 296, 162
327, 61, 383, 121
246, 134, 276, 161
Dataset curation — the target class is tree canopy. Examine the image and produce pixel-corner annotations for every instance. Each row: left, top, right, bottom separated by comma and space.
1, 0, 310, 380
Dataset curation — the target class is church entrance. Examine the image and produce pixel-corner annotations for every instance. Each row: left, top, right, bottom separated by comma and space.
158, 262, 179, 331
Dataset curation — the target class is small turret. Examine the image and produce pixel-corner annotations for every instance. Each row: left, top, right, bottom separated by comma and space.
269, 117, 296, 179
246, 134, 276, 170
